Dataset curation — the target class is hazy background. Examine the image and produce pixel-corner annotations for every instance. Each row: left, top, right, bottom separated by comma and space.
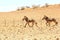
0, 0, 60, 12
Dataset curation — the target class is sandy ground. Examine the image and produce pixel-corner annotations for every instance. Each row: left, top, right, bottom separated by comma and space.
0, 4, 60, 40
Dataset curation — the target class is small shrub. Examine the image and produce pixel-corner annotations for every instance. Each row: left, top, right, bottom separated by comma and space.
26, 6, 30, 8
32, 5, 40, 9
45, 3, 49, 7
17, 8, 20, 11
20, 7, 25, 10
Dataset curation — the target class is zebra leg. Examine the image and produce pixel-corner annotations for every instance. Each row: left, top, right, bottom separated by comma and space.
53, 21, 58, 26
56, 22, 58, 25
32, 22, 34, 27
28, 23, 31, 27
24, 23, 27, 27
46, 22, 48, 26
35, 22, 38, 27
48, 22, 50, 26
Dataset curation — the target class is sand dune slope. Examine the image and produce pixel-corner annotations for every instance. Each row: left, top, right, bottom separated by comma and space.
0, 4, 60, 40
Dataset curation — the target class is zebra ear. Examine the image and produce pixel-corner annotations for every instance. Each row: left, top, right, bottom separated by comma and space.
24, 16, 26, 17
44, 15, 46, 16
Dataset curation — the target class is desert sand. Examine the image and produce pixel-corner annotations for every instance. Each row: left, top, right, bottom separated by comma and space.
0, 4, 60, 40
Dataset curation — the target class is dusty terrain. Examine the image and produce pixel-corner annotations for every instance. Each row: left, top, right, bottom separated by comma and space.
0, 4, 60, 40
